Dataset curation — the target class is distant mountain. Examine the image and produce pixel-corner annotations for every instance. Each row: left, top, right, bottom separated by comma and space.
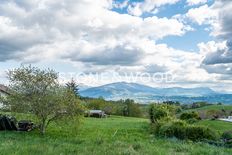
80, 82, 155, 99
78, 83, 92, 91
79, 82, 224, 103
155, 87, 217, 97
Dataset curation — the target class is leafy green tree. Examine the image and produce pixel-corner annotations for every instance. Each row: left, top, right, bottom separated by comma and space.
149, 103, 177, 123
85, 98, 115, 115
163, 101, 180, 106
149, 104, 168, 123
3, 65, 83, 135
66, 78, 79, 98
180, 111, 201, 120
122, 99, 142, 117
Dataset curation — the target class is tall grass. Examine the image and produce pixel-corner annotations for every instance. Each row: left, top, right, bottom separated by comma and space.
0, 115, 231, 155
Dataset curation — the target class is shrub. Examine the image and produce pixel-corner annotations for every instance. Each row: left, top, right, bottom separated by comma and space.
222, 130, 232, 141
222, 131, 232, 148
158, 120, 187, 140
150, 122, 160, 135
185, 125, 219, 141
149, 104, 168, 123
155, 119, 219, 142
186, 118, 198, 124
149, 103, 177, 123
180, 111, 201, 120
206, 110, 225, 119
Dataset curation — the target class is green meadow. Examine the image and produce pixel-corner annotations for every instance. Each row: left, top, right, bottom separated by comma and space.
186, 105, 232, 111
0, 115, 231, 155
196, 120, 232, 133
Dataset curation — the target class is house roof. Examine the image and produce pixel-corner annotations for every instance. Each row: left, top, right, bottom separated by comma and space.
0, 84, 9, 94
89, 110, 104, 113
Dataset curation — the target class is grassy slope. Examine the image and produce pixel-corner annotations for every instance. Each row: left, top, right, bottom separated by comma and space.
187, 105, 232, 111
182, 105, 232, 133
196, 120, 232, 133
0, 115, 232, 155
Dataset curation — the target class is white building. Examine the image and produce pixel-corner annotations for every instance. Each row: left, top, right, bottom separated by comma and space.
219, 116, 232, 122
0, 84, 9, 97
0, 84, 9, 107
85, 110, 107, 118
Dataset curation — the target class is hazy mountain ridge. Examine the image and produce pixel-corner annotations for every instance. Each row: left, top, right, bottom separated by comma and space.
79, 82, 232, 104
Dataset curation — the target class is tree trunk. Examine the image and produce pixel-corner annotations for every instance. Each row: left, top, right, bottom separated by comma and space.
40, 119, 46, 135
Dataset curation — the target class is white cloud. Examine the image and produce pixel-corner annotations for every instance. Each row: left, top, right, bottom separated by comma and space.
127, 0, 180, 16
194, 1, 232, 76
113, 0, 129, 9
186, 0, 207, 6
127, 3, 143, 16
198, 40, 232, 76
186, 4, 217, 25
0, 0, 196, 87
0, 0, 188, 65
0, 0, 231, 91
198, 41, 227, 56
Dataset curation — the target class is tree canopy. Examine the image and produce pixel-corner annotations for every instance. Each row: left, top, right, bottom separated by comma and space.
3, 65, 84, 134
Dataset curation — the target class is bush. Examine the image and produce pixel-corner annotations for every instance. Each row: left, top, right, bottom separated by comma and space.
186, 118, 198, 124
222, 130, 232, 140
158, 120, 187, 140
154, 119, 219, 142
206, 109, 225, 119
221, 130, 232, 147
180, 111, 200, 120
149, 104, 167, 123
185, 125, 219, 141
149, 103, 178, 123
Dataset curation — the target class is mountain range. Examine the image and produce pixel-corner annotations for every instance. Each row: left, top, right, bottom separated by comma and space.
79, 82, 232, 104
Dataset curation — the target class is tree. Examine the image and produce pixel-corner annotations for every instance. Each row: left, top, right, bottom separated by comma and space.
149, 104, 168, 123
84, 98, 115, 115
66, 78, 79, 98
3, 65, 83, 135
122, 99, 142, 117
149, 103, 177, 123
163, 101, 180, 106
180, 111, 201, 120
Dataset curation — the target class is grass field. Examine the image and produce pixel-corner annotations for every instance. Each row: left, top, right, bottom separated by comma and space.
0, 114, 232, 155
183, 104, 232, 133
188, 105, 232, 111
196, 120, 232, 133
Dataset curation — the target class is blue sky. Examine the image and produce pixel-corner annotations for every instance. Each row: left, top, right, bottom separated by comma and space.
0, 0, 232, 92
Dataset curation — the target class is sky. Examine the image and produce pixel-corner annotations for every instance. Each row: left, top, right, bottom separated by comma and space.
0, 0, 232, 92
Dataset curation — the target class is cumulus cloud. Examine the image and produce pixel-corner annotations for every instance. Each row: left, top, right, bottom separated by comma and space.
214, 0, 232, 40
0, 0, 188, 66
0, 16, 48, 61
198, 1, 232, 75
67, 43, 145, 65
127, 0, 180, 16
185, 4, 217, 25
201, 64, 232, 74
144, 64, 168, 73
202, 41, 232, 65
1, 0, 231, 91
199, 40, 232, 74
181, 0, 232, 75
186, 0, 208, 6
113, 0, 129, 9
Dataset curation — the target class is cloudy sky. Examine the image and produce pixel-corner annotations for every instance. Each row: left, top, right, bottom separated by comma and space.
0, 0, 232, 92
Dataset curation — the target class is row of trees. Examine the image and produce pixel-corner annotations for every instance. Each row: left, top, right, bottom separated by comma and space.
84, 98, 143, 117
